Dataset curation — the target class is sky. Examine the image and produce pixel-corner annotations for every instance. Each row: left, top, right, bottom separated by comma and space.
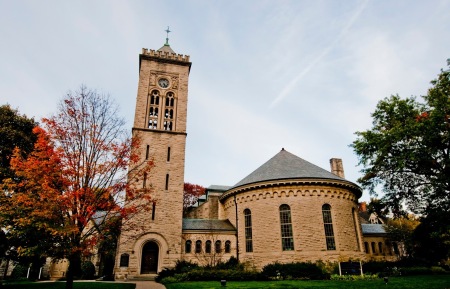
1, 0, 449, 202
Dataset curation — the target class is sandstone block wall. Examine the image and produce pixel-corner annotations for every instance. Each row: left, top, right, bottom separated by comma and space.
180, 232, 237, 266
221, 183, 366, 269
115, 51, 190, 278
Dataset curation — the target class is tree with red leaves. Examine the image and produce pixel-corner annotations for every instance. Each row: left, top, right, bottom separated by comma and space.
183, 183, 205, 217
1, 86, 153, 289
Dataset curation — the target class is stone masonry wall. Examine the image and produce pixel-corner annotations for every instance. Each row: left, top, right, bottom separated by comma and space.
115, 51, 190, 279
222, 184, 366, 269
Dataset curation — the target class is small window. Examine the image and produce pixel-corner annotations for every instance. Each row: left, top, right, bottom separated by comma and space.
119, 253, 129, 267
195, 240, 202, 253
152, 202, 156, 220
167, 147, 171, 162
393, 242, 399, 255
364, 242, 369, 253
378, 242, 383, 254
145, 145, 150, 160
371, 242, 376, 254
386, 241, 392, 255
215, 240, 222, 253
165, 174, 169, 190
185, 240, 192, 254
205, 240, 211, 253
225, 241, 231, 253
143, 172, 147, 188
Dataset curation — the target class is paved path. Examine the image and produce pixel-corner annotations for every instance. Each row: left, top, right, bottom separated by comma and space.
129, 281, 166, 289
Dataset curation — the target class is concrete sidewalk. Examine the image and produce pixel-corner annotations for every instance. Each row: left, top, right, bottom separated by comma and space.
130, 281, 166, 289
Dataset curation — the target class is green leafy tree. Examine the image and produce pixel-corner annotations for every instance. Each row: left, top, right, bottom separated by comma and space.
0, 105, 39, 279
413, 211, 450, 264
0, 105, 37, 185
352, 60, 450, 215
384, 217, 420, 257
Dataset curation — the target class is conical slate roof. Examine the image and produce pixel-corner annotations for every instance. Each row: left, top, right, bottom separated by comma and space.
157, 44, 175, 54
232, 149, 345, 188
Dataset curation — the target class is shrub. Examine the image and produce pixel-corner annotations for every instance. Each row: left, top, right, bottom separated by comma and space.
330, 274, 379, 281
10, 264, 29, 280
261, 262, 329, 280
80, 261, 96, 279
186, 268, 261, 281
430, 266, 447, 274
156, 260, 199, 282
215, 256, 242, 270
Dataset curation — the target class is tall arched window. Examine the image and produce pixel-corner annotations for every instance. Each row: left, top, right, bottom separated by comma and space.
185, 240, 192, 254
244, 209, 253, 252
205, 240, 212, 253
322, 204, 336, 250
148, 90, 160, 129
195, 240, 202, 253
225, 240, 231, 253
215, 240, 222, 253
163, 92, 175, 131
279, 204, 294, 251
378, 242, 383, 254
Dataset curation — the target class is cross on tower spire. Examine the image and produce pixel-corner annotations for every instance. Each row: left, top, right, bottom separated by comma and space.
165, 26, 171, 46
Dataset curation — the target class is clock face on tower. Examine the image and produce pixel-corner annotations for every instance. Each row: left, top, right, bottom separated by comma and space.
158, 78, 170, 88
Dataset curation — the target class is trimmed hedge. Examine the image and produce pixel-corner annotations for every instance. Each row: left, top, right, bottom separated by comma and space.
261, 262, 330, 280
159, 260, 331, 284
362, 260, 449, 277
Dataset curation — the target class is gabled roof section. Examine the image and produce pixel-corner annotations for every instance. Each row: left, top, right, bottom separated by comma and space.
232, 148, 345, 188
182, 219, 236, 232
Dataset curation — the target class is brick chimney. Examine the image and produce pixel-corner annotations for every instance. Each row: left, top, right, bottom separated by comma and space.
330, 158, 345, 178
359, 202, 367, 212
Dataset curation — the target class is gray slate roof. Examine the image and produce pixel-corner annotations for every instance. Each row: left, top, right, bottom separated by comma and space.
207, 185, 232, 191
232, 149, 345, 188
91, 211, 108, 226
182, 219, 236, 232
158, 44, 175, 54
361, 224, 386, 235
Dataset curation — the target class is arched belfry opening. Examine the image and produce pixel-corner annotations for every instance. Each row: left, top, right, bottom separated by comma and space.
141, 241, 159, 274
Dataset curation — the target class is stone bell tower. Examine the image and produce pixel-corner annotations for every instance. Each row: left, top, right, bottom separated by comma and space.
115, 32, 191, 279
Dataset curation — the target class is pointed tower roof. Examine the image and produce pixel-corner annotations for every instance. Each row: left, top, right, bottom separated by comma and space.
157, 26, 176, 54
157, 43, 175, 54
232, 148, 346, 188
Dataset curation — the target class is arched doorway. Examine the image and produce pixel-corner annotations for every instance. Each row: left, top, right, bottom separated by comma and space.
141, 241, 159, 274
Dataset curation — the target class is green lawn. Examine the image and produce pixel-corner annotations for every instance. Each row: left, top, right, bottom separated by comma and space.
1, 281, 136, 289
164, 275, 450, 289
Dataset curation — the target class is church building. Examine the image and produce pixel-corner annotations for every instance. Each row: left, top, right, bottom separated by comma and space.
113, 40, 396, 280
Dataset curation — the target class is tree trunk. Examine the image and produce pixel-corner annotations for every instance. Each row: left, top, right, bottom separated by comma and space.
66, 252, 81, 289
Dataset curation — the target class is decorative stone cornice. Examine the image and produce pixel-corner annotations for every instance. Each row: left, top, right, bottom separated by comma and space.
132, 127, 187, 136
219, 178, 362, 203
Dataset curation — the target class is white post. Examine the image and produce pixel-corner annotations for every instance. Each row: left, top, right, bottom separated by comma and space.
360, 261, 363, 276
27, 266, 31, 279
338, 262, 342, 276
38, 267, 43, 279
